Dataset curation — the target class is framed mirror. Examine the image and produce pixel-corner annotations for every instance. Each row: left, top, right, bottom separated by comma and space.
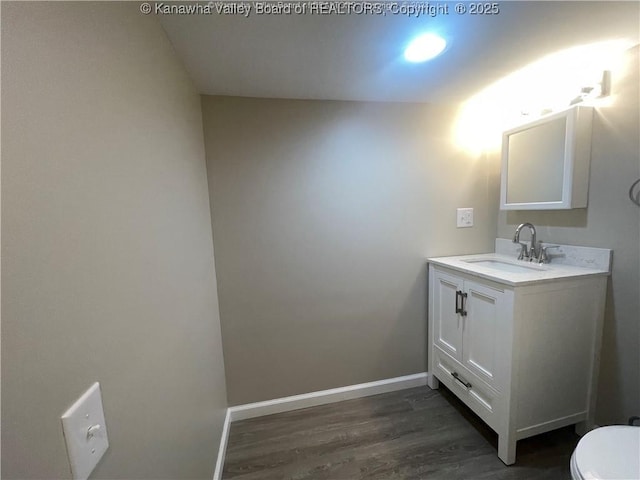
500, 106, 593, 210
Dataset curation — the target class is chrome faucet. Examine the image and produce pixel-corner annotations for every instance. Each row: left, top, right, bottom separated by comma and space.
513, 222, 539, 261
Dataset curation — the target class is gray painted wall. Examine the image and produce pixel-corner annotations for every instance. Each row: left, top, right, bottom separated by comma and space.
202, 96, 497, 405
1, 3, 227, 479
496, 46, 640, 425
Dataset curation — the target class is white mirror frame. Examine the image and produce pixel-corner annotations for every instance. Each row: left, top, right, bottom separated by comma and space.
500, 106, 593, 210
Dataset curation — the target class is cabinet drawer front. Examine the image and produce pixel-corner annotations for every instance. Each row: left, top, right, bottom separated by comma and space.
434, 348, 502, 432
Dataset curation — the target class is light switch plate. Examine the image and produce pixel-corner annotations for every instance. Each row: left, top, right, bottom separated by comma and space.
61, 383, 109, 480
456, 208, 474, 228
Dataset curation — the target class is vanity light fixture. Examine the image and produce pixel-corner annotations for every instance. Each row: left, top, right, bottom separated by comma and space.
570, 70, 612, 105
404, 33, 446, 63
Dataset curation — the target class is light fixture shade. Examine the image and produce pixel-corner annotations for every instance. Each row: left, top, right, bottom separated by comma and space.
404, 34, 447, 63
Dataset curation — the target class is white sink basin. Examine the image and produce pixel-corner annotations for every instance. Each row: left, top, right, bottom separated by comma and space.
462, 258, 544, 273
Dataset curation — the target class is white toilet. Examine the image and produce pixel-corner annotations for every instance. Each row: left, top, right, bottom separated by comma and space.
571, 425, 640, 479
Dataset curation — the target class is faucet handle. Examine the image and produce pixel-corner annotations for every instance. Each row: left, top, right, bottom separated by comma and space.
515, 242, 529, 260
538, 245, 561, 264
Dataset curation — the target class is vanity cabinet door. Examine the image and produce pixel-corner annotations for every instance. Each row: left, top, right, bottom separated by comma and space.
432, 270, 464, 362
461, 280, 507, 391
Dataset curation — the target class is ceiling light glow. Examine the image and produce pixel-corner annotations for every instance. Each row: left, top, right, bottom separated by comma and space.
404, 34, 447, 63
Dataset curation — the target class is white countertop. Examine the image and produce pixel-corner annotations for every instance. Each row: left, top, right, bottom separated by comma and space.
428, 252, 610, 286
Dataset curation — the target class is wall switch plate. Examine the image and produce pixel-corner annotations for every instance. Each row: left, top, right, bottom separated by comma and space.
61, 383, 109, 480
456, 208, 474, 228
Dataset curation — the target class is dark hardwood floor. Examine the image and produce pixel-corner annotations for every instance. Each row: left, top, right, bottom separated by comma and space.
222, 385, 579, 480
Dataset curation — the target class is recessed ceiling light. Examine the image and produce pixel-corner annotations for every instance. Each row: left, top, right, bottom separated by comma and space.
404, 33, 447, 63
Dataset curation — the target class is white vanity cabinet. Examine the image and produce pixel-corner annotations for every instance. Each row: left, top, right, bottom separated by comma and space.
431, 269, 511, 393
427, 256, 608, 466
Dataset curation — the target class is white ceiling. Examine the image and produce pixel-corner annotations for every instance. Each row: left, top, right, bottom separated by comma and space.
160, 1, 640, 103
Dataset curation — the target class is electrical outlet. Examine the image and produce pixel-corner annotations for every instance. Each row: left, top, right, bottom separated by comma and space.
61, 383, 109, 480
456, 208, 474, 228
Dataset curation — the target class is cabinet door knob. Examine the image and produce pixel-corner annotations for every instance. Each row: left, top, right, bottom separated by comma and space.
455, 290, 462, 314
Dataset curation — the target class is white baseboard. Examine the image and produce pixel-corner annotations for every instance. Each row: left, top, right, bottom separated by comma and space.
228, 372, 429, 422
212, 408, 231, 480
212, 372, 429, 479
